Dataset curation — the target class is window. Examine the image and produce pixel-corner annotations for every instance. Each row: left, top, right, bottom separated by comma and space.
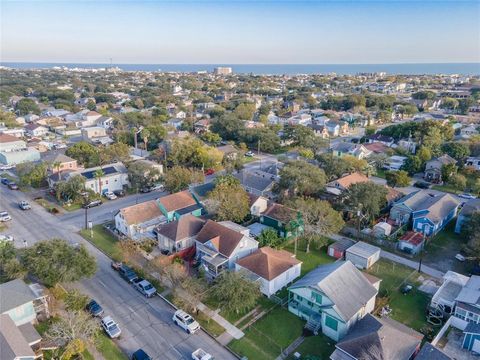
307, 301, 313, 307
295, 294, 302, 302
312, 292, 322, 304
455, 308, 467, 320
325, 316, 338, 331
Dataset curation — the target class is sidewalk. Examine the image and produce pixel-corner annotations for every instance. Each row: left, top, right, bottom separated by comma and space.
329, 234, 444, 280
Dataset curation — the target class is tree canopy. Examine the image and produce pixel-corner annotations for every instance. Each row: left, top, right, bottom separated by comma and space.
278, 160, 326, 197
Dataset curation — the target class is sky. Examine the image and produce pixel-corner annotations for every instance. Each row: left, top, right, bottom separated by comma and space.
1, 0, 479, 64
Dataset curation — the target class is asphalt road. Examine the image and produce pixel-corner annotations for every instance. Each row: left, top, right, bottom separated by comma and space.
0, 185, 236, 360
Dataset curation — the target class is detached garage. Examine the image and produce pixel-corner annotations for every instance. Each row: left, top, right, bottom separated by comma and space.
345, 241, 381, 270
327, 238, 355, 259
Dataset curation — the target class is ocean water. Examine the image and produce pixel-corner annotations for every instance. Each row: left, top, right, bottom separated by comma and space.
1, 62, 479, 75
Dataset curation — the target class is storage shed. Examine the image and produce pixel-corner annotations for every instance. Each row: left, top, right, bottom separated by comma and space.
345, 241, 381, 269
327, 238, 355, 259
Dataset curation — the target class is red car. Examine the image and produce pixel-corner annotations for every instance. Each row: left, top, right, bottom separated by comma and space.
204, 169, 215, 176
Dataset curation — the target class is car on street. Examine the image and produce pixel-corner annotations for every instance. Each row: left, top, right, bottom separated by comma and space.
0, 234, 14, 242
133, 278, 157, 298
139, 187, 152, 193
119, 265, 138, 283
413, 181, 431, 189
113, 189, 125, 197
151, 183, 164, 191
82, 199, 102, 208
132, 349, 152, 360
8, 182, 19, 190
244, 151, 254, 157
18, 201, 31, 210
111, 261, 122, 271
104, 191, 117, 200
101, 316, 121, 338
1, 178, 10, 185
0, 211, 12, 222
86, 299, 104, 317
172, 310, 200, 334
192, 348, 213, 360
455, 253, 466, 262
459, 193, 477, 200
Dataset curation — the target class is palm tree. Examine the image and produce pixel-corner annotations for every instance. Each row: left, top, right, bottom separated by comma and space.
141, 128, 150, 151
52, 161, 62, 181
93, 168, 105, 194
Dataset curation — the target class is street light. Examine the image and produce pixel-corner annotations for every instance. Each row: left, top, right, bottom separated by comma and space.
82, 192, 89, 230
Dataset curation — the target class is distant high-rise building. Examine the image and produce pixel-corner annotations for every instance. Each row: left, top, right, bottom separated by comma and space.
213, 67, 232, 75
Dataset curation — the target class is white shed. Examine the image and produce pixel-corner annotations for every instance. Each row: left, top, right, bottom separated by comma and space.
345, 241, 381, 269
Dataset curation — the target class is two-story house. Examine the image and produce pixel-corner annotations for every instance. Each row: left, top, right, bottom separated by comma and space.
157, 190, 203, 222
288, 261, 379, 341
330, 142, 371, 160
325, 172, 370, 195
156, 214, 206, 254
195, 220, 258, 279
259, 203, 303, 239
0, 133, 41, 165
24, 123, 49, 138
42, 152, 78, 174
424, 154, 457, 183
390, 190, 461, 236
115, 200, 166, 239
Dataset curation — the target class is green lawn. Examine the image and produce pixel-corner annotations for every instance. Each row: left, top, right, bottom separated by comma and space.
366, 259, 431, 331
375, 168, 387, 179
62, 202, 83, 212
80, 225, 122, 261
288, 335, 335, 360
197, 311, 226, 337
95, 333, 128, 360
217, 295, 276, 324
431, 184, 461, 195
283, 239, 334, 276
229, 307, 305, 360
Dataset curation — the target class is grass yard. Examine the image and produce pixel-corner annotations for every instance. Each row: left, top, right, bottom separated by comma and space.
283, 239, 334, 276
229, 307, 305, 360
375, 168, 387, 179
366, 259, 431, 331
431, 184, 461, 195
62, 202, 83, 212
217, 295, 276, 324
80, 224, 122, 260
95, 333, 128, 360
288, 334, 335, 360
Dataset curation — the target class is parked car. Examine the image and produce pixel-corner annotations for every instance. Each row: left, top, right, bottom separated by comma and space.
8, 182, 19, 190
113, 189, 125, 197
111, 261, 122, 271
18, 201, 31, 210
191, 348, 213, 360
86, 299, 104, 317
139, 187, 152, 193
455, 253, 466, 262
1, 178, 10, 185
133, 279, 157, 298
244, 151, 254, 157
104, 191, 117, 200
151, 184, 164, 191
0, 164, 15, 170
0, 234, 14, 242
0, 211, 12, 222
101, 316, 121, 338
413, 181, 431, 189
82, 199, 102, 209
204, 169, 215, 176
459, 193, 477, 200
172, 310, 200, 334
132, 349, 152, 360
119, 265, 138, 283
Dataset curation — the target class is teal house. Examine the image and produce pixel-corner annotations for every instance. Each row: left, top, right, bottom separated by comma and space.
259, 203, 303, 239
287, 261, 379, 341
463, 323, 480, 353
0, 279, 38, 326
157, 190, 204, 222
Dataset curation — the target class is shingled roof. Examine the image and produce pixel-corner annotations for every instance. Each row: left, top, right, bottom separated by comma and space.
118, 200, 163, 225
0, 279, 36, 314
156, 214, 205, 241
236, 247, 301, 281
196, 220, 244, 257
158, 190, 197, 212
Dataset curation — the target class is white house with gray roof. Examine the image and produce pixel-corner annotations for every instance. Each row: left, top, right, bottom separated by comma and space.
288, 261, 379, 341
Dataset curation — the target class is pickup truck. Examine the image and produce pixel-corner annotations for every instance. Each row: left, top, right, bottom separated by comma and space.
118, 264, 138, 283
191, 348, 213, 360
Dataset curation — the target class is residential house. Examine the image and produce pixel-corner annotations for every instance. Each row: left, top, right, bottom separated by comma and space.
365, 133, 395, 146
397, 231, 425, 255
0, 314, 42, 360
384, 155, 407, 171
248, 194, 269, 216
327, 238, 355, 259
330, 314, 423, 360
307, 124, 329, 138
430, 271, 470, 318
216, 144, 239, 161
465, 156, 480, 171
42, 152, 78, 173
345, 241, 381, 269
461, 125, 479, 139
390, 190, 461, 235
331, 142, 371, 159
363, 142, 389, 155
424, 154, 457, 183
81, 126, 107, 141
49, 162, 129, 194
194, 119, 211, 133
95, 116, 114, 129
0, 133, 40, 165
415, 343, 452, 360
0, 127, 25, 138
234, 169, 275, 197
384, 185, 404, 207
157, 190, 203, 222
326, 121, 349, 136
288, 261, 379, 341
372, 222, 392, 238
0, 279, 39, 326
24, 123, 49, 137
260, 203, 303, 239
455, 198, 480, 234
156, 214, 206, 254
235, 247, 302, 297
195, 220, 258, 279
115, 200, 166, 239
65, 110, 102, 128
326, 172, 370, 195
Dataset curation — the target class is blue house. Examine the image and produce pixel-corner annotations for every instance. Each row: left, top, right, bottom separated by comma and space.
463, 323, 480, 353
390, 190, 461, 236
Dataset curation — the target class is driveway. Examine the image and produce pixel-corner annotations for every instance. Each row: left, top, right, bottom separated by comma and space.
0, 185, 236, 360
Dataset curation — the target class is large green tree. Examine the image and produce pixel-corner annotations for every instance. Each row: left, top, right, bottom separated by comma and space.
206, 178, 250, 223
65, 142, 99, 167
278, 160, 326, 197
343, 182, 388, 224
164, 166, 204, 193
385, 170, 411, 188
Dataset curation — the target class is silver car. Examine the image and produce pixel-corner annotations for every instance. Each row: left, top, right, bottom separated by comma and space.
101, 316, 121, 338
